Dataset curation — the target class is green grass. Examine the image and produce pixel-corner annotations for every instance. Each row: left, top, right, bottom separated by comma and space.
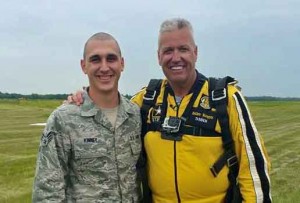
0, 99, 300, 202
0, 99, 61, 203
249, 101, 300, 202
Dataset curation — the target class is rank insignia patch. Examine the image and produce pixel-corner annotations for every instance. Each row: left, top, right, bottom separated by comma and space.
41, 131, 54, 147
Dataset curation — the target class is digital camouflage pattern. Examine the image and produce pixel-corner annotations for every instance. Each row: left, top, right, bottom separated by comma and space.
32, 91, 142, 203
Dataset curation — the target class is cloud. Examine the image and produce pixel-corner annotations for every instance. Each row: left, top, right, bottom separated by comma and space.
0, 0, 299, 97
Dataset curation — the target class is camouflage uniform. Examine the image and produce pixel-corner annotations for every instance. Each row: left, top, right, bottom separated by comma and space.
32, 91, 142, 202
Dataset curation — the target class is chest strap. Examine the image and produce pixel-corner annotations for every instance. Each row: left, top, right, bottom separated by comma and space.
147, 124, 220, 137
154, 73, 207, 140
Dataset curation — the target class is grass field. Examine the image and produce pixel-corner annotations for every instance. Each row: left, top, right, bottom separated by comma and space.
0, 99, 299, 202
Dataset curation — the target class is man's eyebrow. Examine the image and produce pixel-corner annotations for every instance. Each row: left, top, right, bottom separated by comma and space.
178, 45, 190, 49
88, 54, 101, 61
161, 47, 173, 51
107, 53, 118, 57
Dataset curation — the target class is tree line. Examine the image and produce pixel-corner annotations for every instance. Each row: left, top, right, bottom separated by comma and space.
0, 92, 132, 100
0, 91, 299, 101
0, 92, 69, 100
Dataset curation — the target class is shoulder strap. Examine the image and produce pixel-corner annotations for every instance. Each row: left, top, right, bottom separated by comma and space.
137, 79, 162, 203
140, 79, 163, 133
139, 78, 162, 159
209, 76, 235, 148
209, 76, 242, 203
209, 76, 238, 175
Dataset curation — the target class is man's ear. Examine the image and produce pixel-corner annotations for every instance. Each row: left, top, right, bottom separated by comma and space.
80, 59, 87, 74
194, 45, 198, 61
121, 57, 125, 72
157, 50, 162, 66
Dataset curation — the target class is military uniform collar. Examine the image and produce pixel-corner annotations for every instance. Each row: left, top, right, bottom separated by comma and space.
80, 90, 136, 117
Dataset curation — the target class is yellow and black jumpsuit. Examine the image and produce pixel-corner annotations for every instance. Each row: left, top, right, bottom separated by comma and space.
131, 73, 271, 203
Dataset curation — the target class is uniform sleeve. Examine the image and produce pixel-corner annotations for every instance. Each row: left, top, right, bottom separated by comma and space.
32, 111, 70, 203
228, 86, 272, 203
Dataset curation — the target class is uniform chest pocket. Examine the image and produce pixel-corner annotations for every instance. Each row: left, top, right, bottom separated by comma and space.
73, 138, 113, 171
73, 139, 107, 159
129, 140, 141, 156
126, 131, 142, 156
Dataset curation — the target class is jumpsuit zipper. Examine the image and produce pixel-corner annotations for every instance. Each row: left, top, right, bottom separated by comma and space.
174, 101, 181, 203
174, 141, 181, 203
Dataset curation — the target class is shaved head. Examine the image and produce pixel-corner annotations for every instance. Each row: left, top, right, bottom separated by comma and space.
83, 32, 122, 58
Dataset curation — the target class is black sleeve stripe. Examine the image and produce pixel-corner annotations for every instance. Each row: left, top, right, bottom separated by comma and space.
233, 92, 272, 203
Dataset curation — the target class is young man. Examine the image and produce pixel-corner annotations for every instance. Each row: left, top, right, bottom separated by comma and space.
32, 33, 142, 202
69, 18, 272, 203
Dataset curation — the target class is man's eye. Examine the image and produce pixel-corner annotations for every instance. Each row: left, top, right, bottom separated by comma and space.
163, 49, 173, 54
107, 55, 117, 62
89, 56, 101, 63
179, 47, 189, 52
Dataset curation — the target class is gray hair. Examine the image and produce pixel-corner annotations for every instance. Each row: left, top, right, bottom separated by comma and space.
159, 18, 194, 34
83, 32, 122, 58
158, 18, 195, 47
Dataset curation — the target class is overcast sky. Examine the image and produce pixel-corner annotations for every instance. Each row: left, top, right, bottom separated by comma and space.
1, 0, 299, 97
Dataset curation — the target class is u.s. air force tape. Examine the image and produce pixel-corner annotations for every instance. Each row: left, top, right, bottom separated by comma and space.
41, 131, 55, 147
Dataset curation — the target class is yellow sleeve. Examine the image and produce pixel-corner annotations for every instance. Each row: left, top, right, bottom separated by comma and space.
227, 85, 272, 203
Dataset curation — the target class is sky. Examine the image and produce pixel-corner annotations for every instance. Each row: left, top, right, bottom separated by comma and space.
0, 0, 299, 97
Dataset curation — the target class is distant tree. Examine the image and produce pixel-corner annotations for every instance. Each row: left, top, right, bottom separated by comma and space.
0, 91, 299, 101
123, 94, 132, 100
0, 92, 69, 100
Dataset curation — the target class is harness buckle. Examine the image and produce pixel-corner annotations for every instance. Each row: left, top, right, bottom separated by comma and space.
210, 166, 218, 177
143, 90, 157, 101
212, 88, 226, 101
227, 155, 238, 167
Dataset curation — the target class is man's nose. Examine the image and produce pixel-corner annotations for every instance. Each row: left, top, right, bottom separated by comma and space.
171, 49, 181, 61
99, 60, 110, 71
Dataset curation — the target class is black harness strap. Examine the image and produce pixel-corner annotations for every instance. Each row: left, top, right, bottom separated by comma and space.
141, 79, 162, 118
209, 76, 242, 203
157, 74, 206, 141
179, 75, 206, 125
138, 79, 162, 203
140, 79, 163, 138
148, 124, 220, 137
